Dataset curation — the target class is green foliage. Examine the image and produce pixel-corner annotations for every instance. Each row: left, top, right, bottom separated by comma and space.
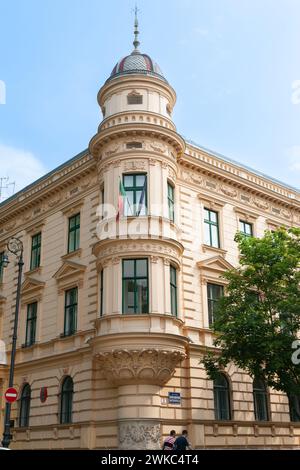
202, 227, 300, 395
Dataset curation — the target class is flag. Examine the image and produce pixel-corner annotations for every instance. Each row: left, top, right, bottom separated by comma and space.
116, 179, 127, 222
137, 178, 147, 216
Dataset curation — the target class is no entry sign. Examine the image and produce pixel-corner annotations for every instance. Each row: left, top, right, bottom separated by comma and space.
5, 387, 18, 403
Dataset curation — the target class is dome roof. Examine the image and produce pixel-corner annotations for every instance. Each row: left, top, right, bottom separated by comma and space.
107, 10, 166, 83
109, 52, 165, 82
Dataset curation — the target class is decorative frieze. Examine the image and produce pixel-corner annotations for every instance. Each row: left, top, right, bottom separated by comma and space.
119, 421, 161, 450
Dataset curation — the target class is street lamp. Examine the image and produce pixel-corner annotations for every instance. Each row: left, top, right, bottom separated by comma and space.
1, 237, 24, 448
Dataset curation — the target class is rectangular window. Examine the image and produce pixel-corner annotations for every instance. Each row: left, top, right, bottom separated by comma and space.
170, 265, 177, 317
207, 283, 224, 326
123, 174, 147, 216
204, 208, 220, 248
122, 259, 148, 314
100, 269, 104, 317
68, 213, 80, 253
239, 220, 253, 237
101, 186, 105, 219
25, 302, 37, 347
0, 251, 4, 283
127, 94, 143, 105
168, 183, 175, 222
64, 287, 78, 336
30, 232, 41, 270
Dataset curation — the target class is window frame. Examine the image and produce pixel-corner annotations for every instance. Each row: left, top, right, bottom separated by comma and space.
19, 383, 31, 428
0, 251, 4, 283
213, 373, 232, 421
25, 302, 37, 347
127, 93, 143, 105
30, 232, 41, 271
239, 219, 253, 237
207, 283, 224, 327
100, 269, 104, 317
289, 394, 300, 422
123, 173, 147, 217
253, 377, 270, 421
68, 213, 80, 253
204, 208, 220, 248
167, 182, 175, 222
122, 258, 149, 314
64, 287, 78, 336
60, 376, 74, 425
170, 265, 178, 317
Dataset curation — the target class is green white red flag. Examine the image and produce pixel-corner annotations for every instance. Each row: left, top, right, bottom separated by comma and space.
116, 179, 127, 222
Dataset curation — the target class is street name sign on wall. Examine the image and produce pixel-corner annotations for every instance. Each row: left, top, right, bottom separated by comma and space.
168, 392, 181, 405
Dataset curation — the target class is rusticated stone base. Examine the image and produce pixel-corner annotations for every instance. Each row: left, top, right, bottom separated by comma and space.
118, 420, 161, 450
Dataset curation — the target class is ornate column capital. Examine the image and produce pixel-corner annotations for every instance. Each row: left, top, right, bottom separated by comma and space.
96, 348, 186, 386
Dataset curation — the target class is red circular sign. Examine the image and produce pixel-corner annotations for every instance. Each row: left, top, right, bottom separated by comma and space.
5, 387, 18, 403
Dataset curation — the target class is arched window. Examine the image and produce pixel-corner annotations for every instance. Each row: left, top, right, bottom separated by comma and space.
289, 394, 300, 422
213, 373, 231, 420
253, 377, 269, 421
60, 376, 74, 424
19, 383, 31, 427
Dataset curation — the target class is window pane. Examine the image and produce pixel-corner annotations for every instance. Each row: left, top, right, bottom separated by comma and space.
204, 222, 211, 245
136, 259, 147, 277
68, 231, 75, 252
124, 191, 134, 216
136, 174, 146, 187
171, 286, 177, 316
209, 210, 217, 223
123, 260, 134, 278
123, 279, 135, 313
211, 225, 219, 247
136, 278, 148, 313
124, 175, 134, 187
204, 208, 210, 220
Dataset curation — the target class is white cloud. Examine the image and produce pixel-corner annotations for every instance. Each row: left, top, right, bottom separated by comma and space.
0, 143, 48, 201
286, 145, 300, 171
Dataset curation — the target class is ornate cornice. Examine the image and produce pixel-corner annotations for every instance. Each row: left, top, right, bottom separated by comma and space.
95, 348, 186, 385
89, 124, 185, 160
97, 74, 177, 109
92, 237, 183, 269
181, 150, 300, 212
0, 155, 97, 231
179, 160, 300, 223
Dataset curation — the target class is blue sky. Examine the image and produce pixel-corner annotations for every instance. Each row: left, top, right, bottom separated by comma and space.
0, 0, 299, 199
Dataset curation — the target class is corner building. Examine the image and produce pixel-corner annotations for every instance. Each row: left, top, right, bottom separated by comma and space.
0, 25, 300, 449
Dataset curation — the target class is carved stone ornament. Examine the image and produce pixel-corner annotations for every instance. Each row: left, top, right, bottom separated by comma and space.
119, 420, 161, 450
253, 198, 270, 210
96, 348, 186, 386
105, 145, 120, 157
150, 142, 167, 154
220, 185, 237, 198
124, 160, 146, 171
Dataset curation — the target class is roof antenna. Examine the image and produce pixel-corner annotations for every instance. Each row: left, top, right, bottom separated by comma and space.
132, 4, 140, 54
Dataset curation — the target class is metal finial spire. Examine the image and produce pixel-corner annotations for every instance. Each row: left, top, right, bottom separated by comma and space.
132, 5, 140, 54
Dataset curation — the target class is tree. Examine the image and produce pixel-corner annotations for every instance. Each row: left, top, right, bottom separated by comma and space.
203, 227, 300, 397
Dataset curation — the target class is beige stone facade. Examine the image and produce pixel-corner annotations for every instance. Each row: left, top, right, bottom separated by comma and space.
0, 36, 300, 449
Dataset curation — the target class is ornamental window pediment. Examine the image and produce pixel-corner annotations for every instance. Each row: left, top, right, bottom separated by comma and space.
21, 277, 45, 304
197, 255, 234, 284
53, 260, 86, 291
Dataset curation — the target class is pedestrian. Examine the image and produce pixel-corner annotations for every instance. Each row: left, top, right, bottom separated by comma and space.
162, 430, 176, 450
173, 430, 192, 451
